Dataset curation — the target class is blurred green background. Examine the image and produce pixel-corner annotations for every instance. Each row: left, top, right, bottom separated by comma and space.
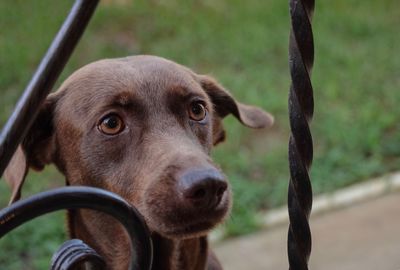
0, 0, 399, 269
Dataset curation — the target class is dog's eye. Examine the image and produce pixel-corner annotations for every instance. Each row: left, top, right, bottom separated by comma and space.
98, 114, 125, 135
189, 101, 207, 122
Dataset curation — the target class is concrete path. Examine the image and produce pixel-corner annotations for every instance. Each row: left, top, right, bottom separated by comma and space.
213, 191, 400, 270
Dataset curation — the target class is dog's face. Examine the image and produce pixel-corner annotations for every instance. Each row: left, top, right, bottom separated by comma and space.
5, 56, 273, 239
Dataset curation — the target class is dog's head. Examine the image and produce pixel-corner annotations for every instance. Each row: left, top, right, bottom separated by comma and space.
4, 55, 273, 239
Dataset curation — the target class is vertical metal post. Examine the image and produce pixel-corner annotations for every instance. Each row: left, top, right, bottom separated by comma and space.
0, 0, 99, 176
287, 0, 315, 269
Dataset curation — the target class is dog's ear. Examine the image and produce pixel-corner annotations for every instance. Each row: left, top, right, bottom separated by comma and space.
4, 95, 58, 204
198, 75, 274, 145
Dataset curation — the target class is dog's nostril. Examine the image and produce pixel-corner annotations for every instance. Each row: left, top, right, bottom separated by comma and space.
217, 186, 226, 197
191, 188, 207, 200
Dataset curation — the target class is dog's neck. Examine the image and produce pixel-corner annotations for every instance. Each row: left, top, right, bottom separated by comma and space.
151, 233, 208, 270
68, 210, 209, 270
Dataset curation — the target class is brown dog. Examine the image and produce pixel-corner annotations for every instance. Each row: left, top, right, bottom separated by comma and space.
5, 55, 273, 270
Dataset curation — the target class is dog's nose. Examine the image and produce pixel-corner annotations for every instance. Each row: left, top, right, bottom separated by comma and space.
178, 168, 227, 209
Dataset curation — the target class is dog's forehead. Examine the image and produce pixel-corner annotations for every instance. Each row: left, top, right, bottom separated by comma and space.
59, 56, 205, 100
55, 56, 209, 120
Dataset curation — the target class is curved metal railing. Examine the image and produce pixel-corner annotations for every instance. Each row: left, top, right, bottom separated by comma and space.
0, 186, 153, 270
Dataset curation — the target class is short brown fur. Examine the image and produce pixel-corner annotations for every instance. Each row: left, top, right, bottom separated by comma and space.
4, 55, 273, 270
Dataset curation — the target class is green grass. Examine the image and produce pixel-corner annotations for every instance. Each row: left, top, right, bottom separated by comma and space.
1, 0, 400, 268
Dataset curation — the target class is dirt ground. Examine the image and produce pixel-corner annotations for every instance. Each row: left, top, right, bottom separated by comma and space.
214, 191, 400, 270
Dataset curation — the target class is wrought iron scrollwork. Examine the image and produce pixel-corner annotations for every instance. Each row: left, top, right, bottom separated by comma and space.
51, 239, 106, 270
0, 187, 153, 270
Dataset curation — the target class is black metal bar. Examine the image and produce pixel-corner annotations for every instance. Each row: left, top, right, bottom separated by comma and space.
287, 0, 315, 269
0, 186, 154, 270
51, 239, 106, 270
0, 0, 99, 176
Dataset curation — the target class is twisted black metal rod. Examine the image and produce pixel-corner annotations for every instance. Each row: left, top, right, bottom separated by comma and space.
287, 0, 315, 269
0, 0, 99, 176
0, 186, 153, 270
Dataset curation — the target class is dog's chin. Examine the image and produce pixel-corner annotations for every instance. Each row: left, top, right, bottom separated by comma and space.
156, 220, 218, 240
142, 190, 232, 240
145, 205, 230, 240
